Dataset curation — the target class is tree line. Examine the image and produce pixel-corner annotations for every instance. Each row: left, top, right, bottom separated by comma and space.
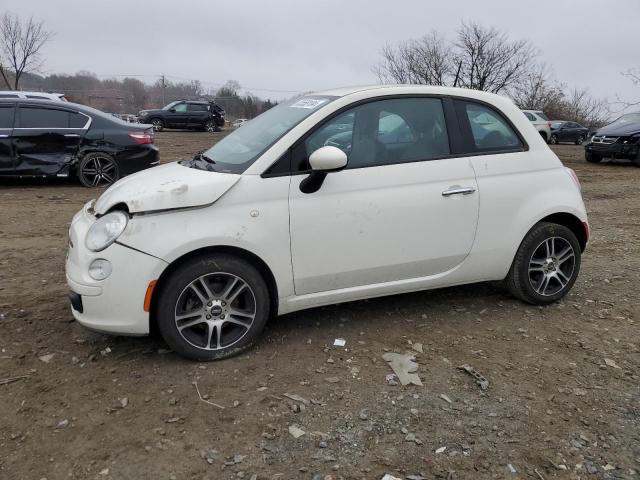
373, 22, 631, 128
2, 12, 638, 125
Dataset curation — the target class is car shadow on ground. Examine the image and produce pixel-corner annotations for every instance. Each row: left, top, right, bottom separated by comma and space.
86, 280, 510, 362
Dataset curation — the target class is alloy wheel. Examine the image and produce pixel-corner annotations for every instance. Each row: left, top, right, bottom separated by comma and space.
174, 273, 257, 351
205, 121, 216, 132
528, 236, 576, 296
152, 119, 163, 131
549, 134, 558, 145
80, 156, 118, 187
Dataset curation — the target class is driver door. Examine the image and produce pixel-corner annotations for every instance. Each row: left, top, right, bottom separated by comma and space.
288, 97, 479, 295
165, 102, 189, 128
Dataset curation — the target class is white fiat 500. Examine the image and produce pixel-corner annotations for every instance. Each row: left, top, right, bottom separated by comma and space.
66, 85, 589, 361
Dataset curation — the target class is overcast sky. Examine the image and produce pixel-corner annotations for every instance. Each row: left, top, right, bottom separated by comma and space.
4, 0, 639, 105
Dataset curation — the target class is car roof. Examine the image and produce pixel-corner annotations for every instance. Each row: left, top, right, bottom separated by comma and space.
310, 84, 511, 103
0, 97, 87, 110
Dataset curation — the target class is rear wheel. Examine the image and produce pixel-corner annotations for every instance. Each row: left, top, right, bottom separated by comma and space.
155, 254, 270, 361
505, 222, 581, 305
575, 135, 585, 145
78, 153, 119, 187
585, 151, 602, 163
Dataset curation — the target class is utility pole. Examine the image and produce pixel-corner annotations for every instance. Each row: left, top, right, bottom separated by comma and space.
160, 73, 167, 106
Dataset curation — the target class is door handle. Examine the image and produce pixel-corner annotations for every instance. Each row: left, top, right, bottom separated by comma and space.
64, 133, 80, 138
442, 187, 476, 196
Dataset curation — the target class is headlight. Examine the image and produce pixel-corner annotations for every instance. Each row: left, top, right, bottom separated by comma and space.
85, 211, 128, 252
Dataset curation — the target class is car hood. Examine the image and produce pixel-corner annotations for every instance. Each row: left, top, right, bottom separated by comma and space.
595, 123, 640, 136
139, 109, 163, 116
93, 162, 240, 215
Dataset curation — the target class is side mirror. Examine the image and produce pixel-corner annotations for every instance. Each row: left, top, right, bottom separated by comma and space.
169, 108, 176, 113
309, 146, 347, 171
300, 146, 347, 194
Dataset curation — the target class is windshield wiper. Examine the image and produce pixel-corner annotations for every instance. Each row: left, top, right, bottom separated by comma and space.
194, 151, 216, 164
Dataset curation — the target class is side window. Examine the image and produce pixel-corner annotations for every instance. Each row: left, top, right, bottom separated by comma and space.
69, 112, 89, 128
19, 107, 70, 128
459, 101, 522, 152
188, 103, 208, 112
523, 112, 536, 121
303, 97, 449, 170
172, 102, 188, 112
0, 93, 19, 98
0, 105, 14, 128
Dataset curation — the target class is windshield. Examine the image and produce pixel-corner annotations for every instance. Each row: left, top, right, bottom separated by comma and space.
197, 96, 336, 174
162, 101, 181, 110
609, 112, 640, 127
551, 121, 565, 129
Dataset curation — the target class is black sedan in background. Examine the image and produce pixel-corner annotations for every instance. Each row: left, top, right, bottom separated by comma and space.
549, 121, 589, 145
0, 99, 159, 187
585, 112, 640, 166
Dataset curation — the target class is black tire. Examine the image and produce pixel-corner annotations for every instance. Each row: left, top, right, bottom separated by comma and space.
204, 120, 218, 132
575, 135, 585, 145
505, 222, 581, 305
633, 150, 640, 167
585, 151, 602, 163
155, 254, 270, 361
549, 134, 558, 145
77, 152, 120, 188
539, 132, 548, 143
151, 118, 164, 132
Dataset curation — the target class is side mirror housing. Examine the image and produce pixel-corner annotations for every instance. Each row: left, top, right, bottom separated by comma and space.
300, 146, 347, 194
309, 146, 348, 171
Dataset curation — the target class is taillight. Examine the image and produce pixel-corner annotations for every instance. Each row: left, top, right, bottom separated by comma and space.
547, 121, 552, 129
129, 130, 154, 144
565, 167, 581, 190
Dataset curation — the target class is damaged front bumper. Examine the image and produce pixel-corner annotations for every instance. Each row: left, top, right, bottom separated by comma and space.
65, 201, 168, 335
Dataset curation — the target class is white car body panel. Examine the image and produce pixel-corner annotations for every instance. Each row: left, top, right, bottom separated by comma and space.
66, 85, 588, 335
94, 162, 240, 214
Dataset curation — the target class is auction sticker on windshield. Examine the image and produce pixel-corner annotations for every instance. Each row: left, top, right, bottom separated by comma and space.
290, 98, 327, 109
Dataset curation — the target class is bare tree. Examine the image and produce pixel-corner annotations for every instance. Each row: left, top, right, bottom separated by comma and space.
611, 68, 640, 110
453, 22, 536, 93
511, 63, 565, 113
373, 22, 535, 94
374, 31, 453, 85
0, 12, 53, 90
561, 87, 610, 128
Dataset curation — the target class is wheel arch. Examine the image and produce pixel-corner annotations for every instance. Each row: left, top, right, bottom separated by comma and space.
149, 245, 279, 336
537, 212, 588, 251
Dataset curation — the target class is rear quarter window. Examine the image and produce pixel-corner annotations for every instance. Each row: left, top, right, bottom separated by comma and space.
455, 100, 524, 154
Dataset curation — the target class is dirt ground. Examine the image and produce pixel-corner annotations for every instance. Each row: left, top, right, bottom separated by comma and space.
1, 132, 639, 480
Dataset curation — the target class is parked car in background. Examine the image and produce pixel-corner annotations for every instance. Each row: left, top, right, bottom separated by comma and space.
138, 100, 225, 132
232, 118, 248, 127
522, 109, 551, 142
0, 98, 159, 187
549, 121, 589, 145
584, 112, 640, 165
0, 90, 67, 101
66, 85, 588, 361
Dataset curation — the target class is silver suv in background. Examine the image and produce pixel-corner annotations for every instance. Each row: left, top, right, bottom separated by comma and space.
522, 110, 551, 143
0, 90, 67, 102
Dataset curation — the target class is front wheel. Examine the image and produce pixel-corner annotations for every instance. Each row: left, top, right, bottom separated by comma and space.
575, 135, 585, 145
549, 134, 558, 145
155, 254, 270, 361
77, 153, 120, 187
505, 222, 581, 305
585, 151, 602, 163
151, 118, 164, 132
